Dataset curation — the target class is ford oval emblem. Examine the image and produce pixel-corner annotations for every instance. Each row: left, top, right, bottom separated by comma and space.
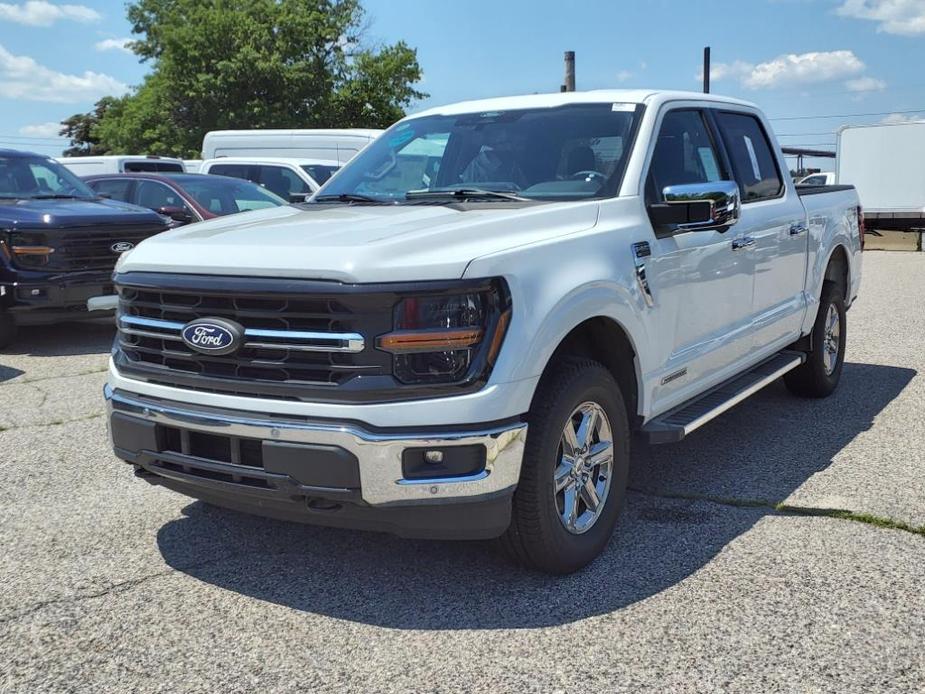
111, 241, 134, 253
180, 318, 244, 356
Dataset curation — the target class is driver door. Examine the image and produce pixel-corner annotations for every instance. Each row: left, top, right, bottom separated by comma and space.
641, 108, 753, 414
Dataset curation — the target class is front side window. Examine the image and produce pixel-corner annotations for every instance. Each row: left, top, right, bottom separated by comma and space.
89, 178, 132, 202
134, 180, 185, 210
0, 155, 95, 199
318, 103, 641, 202
255, 165, 309, 197
179, 177, 285, 215
715, 112, 783, 201
301, 164, 339, 185
647, 109, 724, 200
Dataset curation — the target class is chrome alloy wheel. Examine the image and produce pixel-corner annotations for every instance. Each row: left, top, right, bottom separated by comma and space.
553, 401, 614, 535
823, 304, 841, 375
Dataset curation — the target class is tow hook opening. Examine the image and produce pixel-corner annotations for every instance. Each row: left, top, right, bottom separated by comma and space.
306, 497, 343, 513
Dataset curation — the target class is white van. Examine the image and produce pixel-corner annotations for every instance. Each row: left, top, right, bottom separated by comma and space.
201, 129, 382, 165
182, 159, 203, 173
56, 155, 186, 176
199, 157, 340, 201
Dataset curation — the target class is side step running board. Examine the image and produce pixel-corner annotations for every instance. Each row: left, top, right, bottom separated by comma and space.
642, 351, 805, 444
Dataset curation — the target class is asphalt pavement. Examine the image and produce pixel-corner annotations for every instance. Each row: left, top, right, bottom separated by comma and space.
1, 251, 923, 693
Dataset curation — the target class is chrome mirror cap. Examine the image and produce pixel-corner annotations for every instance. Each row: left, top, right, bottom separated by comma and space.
661, 180, 741, 232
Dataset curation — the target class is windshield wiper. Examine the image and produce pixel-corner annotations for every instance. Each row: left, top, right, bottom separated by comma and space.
28, 194, 86, 200
405, 188, 530, 202
312, 193, 388, 204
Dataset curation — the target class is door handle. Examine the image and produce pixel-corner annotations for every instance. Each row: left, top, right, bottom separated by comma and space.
789, 222, 808, 236
731, 236, 755, 251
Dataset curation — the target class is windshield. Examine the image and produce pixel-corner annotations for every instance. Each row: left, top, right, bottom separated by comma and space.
178, 176, 287, 214
316, 103, 641, 203
0, 155, 96, 199
301, 164, 339, 185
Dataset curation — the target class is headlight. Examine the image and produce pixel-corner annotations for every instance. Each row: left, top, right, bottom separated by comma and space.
10, 232, 54, 267
377, 280, 511, 385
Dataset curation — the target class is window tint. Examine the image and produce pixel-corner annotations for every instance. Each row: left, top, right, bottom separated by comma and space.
716, 112, 783, 201
124, 161, 184, 173
180, 177, 285, 215
255, 165, 309, 198
301, 164, 339, 185
134, 180, 187, 211
209, 164, 250, 180
89, 178, 132, 202
648, 110, 723, 198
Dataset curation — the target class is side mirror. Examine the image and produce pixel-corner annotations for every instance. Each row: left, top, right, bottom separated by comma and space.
156, 205, 194, 223
648, 180, 740, 233
288, 192, 310, 203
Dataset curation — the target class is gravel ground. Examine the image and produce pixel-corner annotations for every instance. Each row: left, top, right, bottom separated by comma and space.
1, 252, 923, 693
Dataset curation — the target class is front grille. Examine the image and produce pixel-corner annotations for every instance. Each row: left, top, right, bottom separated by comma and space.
14, 223, 166, 272
115, 275, 396, 400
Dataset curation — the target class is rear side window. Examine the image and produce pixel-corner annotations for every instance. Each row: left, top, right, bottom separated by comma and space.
208, 163, 250, 180
715, 112, 783, 201
89, 178, 132, 202
124, 161, 184, 173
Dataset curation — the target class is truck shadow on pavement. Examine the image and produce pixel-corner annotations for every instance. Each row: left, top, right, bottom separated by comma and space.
0, 320, 115, 359
156, 361, 915, 629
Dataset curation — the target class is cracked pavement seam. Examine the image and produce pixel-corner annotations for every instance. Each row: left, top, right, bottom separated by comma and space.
629, 487, 925, 537
0, 412, 104, 433
0, 552, 243, 626
0, 367, 108, 388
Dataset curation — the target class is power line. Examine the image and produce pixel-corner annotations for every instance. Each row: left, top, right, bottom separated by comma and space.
0, 133, 66, 143
769, 107, 925, 121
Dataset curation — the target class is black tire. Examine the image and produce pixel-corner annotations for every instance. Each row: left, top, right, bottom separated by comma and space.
0, 311, 16, 350
500, 357, 630, 574
784, 280, 846, 398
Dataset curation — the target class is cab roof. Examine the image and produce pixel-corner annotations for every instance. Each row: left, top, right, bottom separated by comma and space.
409, 89, 759, 119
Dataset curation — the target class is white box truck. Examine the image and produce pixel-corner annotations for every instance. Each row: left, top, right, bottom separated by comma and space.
837, 121, 925, 231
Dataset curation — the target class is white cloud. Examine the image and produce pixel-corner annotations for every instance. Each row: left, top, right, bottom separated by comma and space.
837, 0, 925, 36
95, 37, 132, 54
18, 121, 61, 137
616, 69, 633, 83
703, 50, 867, 90
0, 43, 127, 103
0, 1, 99, 26
880, 112, 925, 124
845, 75, 887, 91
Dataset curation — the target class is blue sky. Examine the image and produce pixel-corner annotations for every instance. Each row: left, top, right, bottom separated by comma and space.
0, 0, 923, 172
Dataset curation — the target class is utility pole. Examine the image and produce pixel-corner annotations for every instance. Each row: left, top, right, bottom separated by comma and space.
703, 46, 711, 94
563, 51, 576, 92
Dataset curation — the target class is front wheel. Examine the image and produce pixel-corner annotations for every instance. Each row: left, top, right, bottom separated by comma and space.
500, 358, 630, 574
784, 280, 846, 398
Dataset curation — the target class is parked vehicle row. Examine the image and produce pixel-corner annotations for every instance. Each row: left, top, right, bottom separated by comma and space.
103, 89, 863, 574
84, 173, 286, 225
0, 150, 169, 347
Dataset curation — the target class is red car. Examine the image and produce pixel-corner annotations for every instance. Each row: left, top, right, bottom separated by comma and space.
83, 172, 286, 225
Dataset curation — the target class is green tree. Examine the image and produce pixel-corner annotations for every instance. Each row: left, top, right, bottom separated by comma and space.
63, 0, 425, 157
60, 96, 122, 156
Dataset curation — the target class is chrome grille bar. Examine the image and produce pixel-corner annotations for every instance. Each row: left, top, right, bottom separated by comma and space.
118, 315, 365, 353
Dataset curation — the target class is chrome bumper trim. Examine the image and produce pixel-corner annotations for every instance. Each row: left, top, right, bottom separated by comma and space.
105, 385, 526, 506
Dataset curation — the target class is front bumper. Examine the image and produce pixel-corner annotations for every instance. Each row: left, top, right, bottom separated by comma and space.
106, 386, 527, 539
1, 273, 115, 325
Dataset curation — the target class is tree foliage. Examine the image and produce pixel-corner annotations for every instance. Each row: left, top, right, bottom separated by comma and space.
62, 0, 425, 156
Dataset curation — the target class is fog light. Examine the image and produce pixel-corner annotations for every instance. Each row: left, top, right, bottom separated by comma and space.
401, 445, 486, 480
424, 450, 444, 464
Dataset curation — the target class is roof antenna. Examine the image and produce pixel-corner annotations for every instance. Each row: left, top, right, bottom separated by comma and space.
703, 46, 711, 94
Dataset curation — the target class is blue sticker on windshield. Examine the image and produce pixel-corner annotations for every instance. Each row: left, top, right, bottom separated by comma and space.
388, 129, 415, 148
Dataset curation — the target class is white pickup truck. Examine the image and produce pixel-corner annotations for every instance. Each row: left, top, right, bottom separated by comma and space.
105, 90, 863, 573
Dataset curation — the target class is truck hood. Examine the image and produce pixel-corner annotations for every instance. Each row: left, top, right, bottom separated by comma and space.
0, 197, 164, 229
118, 201, 601, 282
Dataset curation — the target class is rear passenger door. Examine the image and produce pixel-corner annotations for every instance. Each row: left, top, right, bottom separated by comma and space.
713, 110, 808, 354
642, 108, 754, 413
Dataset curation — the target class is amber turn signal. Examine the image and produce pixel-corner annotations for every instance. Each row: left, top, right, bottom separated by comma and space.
377, 328, 484, 354
12, 245, 55, 256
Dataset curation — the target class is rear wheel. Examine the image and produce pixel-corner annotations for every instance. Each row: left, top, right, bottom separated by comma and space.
500, 358, 629, 574
0, 311, 16, 350
784, 280, 845, 398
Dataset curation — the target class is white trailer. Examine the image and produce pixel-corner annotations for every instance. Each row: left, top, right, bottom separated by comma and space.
837, 121, 925, 231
